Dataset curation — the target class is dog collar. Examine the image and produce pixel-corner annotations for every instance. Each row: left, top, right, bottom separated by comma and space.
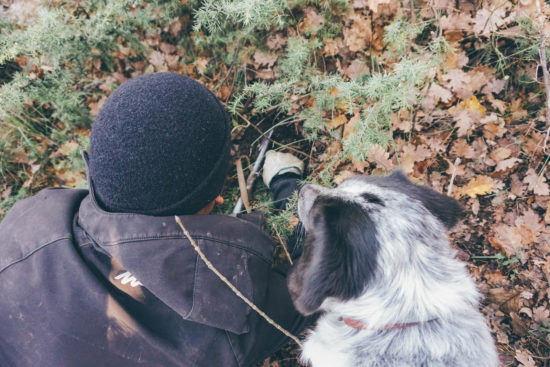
341, 317, 436, 331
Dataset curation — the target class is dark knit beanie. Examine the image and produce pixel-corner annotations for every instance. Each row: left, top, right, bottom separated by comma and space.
88, 72, 231, 216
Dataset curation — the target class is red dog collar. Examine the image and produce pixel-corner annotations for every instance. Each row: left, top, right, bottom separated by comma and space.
342, 317, 436, 331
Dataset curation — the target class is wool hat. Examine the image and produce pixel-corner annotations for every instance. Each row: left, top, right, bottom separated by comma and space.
88, 72, 231, 215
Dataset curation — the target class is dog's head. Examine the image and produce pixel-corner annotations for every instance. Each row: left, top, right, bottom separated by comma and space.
288, 170, 463, 315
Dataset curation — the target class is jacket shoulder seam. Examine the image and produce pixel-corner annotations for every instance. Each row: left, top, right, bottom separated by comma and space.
102, 235, 272, 264
0, 237, 72, 275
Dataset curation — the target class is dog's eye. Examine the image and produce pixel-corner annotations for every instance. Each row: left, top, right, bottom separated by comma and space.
361, 193, 384, 206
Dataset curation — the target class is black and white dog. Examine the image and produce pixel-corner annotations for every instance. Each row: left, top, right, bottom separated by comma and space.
288, 171, 498, 367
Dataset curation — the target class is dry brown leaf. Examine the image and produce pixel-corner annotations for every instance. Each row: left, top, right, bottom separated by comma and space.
523, 168, 550, 196
300, 7, 324, 34
344, 59, 369, 79
195, 57, 210, 74
482, 77, 506, 95
442, 68, 472, 99
159, 42, 177, 54
458, 175, 496, 198
424, 83, 453, 110
253, 51, 277, 68
323, 38, 342, 56
516, 208, 545, 235
367, 144, 393, 171
533, 306, 550, 324
328, 115, 348, 129
495, 158, 521, 172
333, 170, 358, 185
88, 96, 107, 117
489, 224, 524, 256
545, 202, 550, 223
366, 0, 393, 13
490, 147, 512, 162
149, 51, 165, 68
451, 139, 476, 159
455, 110, 475, 136
473, 7, 510, 37
344, 15, 371, 52
515, 349, 536, 367
266, 34, 287, 50
440, 13, 472, 32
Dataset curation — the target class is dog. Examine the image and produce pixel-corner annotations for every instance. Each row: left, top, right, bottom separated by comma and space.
288, 171, 498, 367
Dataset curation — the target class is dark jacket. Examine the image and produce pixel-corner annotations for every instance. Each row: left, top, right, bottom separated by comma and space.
0, 187, 304, 367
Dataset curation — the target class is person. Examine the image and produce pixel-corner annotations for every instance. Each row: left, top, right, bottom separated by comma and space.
0, 72, 308, 367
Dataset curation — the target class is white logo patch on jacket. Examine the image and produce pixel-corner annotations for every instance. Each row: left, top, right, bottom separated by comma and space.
114, 271, 143, 288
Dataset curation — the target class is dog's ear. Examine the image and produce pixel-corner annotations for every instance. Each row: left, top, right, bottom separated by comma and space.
289, 196, 379, 315
412, 185, 463, 229
388, 170, 463, 229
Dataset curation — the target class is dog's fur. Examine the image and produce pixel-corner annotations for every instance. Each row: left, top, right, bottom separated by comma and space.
288, 171, 498, 367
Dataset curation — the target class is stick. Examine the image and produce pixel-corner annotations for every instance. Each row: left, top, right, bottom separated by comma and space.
538, 12, 550, 154
233, 129, 273, 214
236, 158, 252, 213
174, 216, 303, 347
447, 157, 461, 196
274, 226, 293, 265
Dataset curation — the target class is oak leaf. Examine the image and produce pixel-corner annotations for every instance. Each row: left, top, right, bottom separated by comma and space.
367, 144, 393, 171
523, 168, 550, 196
253, 51, 277, 68
495, 158, 521, 172
442, 69, 473, 99
459, 175, 496, 198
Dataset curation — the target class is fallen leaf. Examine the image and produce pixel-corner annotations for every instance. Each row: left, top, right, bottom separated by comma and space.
266, 34, 287, 50
482, 77, 506, 95
515, 349, 536, 367
455, 110, 475, 136
459, 176, 496, 198
328, 115, 348, 129
424, 83, 453, 109
344, 15, 371, 52
524, 168, 550, 196
344, 59, 369, 79
462, 95, 486, 115
533, 306, 550, 324
149, 51, 165, 68
495, 158, 521, 172
367, 144, 393, 171
253, 51, 277, 68
442, 68, 472, 99
323, 38, 342, 56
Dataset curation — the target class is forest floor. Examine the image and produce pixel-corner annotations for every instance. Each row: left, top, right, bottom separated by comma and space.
1, 1, 549, 366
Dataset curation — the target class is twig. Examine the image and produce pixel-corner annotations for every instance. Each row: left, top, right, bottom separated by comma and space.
233, 130, 273, 214
447, 157, 461, 196
174, 216, 303, 347
235, 111, 309, 158
274, 226, 293, 265
236, 158, 252, 213
538, 12, 550, 154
